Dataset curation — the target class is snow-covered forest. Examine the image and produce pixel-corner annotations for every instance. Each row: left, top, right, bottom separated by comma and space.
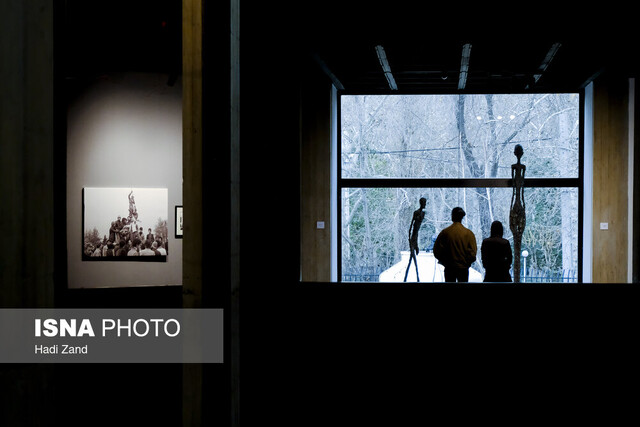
341, 93, 579, 281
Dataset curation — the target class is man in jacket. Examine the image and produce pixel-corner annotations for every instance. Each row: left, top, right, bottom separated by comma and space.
433, 207, 477, 282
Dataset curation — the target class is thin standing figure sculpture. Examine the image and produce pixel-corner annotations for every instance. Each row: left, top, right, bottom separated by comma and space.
128, 190, 139, 226
509, 144, 526, 283
404, 197, 426, 282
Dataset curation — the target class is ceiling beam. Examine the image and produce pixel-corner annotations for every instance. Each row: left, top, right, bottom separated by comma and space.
311, 53, 345, 90
533, 42, 562, 84
580, 67, 605, 89
458, 43, 472, 90
375, 45, 398, 90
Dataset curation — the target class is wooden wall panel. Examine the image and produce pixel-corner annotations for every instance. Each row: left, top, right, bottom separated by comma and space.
183, 0, 203, 306
0, 0, 54, 308
592, 77, 629, 283
300, 71, 332, 282
183, 0, 203, 425
0, 2, 55, 425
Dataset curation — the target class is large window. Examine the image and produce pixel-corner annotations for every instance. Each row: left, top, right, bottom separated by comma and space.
339, 93, 581, 282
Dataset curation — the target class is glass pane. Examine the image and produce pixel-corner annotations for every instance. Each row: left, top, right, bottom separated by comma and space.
341, 187, 578, 282
341, 94, 579, 179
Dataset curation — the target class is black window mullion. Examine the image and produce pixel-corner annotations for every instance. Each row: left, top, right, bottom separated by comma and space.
339, 177, 580, 188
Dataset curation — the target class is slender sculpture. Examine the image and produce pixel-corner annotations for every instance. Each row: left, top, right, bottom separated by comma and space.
509, 144, 526, 283
404, 197, 426, 282
128, 190, 139, 221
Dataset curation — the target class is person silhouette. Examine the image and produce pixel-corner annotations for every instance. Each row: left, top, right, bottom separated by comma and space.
404, 197, 426, 282
509, 144, 526, 282
481, 221, 513, 282
433, 207, 477, 282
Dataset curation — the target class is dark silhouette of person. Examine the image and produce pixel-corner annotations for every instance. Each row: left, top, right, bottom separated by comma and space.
151, 241, 161, 256
109, 221, 118, 243
128, 238, 141, 256
105, 242, 115, 257
404, 197, 426, 282
146, 228, 154, 242
433, 207, 477, 282
116, 240, 127, 257
481, 221, 513, 282
114, 216, 123, 243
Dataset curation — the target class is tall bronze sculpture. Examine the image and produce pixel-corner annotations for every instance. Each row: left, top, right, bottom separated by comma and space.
509, 145, 526, 283
404, 197, 426, 282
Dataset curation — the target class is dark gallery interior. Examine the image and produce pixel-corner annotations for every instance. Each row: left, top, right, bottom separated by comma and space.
1, 0, 639, 425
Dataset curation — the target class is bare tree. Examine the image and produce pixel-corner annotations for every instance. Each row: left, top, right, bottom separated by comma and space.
340, 93, 579, 280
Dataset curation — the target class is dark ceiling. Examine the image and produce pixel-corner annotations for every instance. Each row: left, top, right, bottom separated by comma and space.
62, 0, 181, 79
309, 37, 607, 93
62, 1, 639, 93
292, 3, 639, 93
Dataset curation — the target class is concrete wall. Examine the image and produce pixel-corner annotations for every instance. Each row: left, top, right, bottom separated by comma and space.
66, 73, 183, 288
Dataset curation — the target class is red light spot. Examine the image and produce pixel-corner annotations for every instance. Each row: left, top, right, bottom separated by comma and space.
161, 21, 167, 28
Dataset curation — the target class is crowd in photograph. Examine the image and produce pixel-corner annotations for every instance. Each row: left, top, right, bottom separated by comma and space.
84, 215, 169, 258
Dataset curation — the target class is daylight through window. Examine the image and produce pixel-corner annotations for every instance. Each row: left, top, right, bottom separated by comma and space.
339, 93, 581, 283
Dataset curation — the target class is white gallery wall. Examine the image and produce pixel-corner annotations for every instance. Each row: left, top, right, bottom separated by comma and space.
67, 73, 182, 288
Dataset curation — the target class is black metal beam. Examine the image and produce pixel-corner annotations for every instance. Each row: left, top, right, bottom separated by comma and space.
340, 177, 580, 188
311, 53, 345, 91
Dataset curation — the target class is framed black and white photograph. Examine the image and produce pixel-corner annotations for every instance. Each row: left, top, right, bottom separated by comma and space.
83, 187, 169, 262
175, 205, 183, 239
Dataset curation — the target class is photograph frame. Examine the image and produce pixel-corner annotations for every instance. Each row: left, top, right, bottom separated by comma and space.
82, 187, 169, 262
175, 205, 183, 239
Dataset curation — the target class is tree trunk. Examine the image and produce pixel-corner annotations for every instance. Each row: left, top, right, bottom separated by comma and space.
456, 95, 491, 239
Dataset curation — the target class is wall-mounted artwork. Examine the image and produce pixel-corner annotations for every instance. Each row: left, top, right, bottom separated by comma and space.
175, 206, 183, 239
83, 187, 169, 262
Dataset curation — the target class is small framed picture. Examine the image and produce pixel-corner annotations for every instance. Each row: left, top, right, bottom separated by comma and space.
175, 205, 183, 238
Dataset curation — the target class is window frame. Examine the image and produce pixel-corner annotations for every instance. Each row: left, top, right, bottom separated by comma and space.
336, 89, 584, 283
